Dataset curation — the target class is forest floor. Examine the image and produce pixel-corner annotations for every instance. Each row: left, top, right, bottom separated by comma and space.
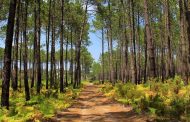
51, 83, 150, 122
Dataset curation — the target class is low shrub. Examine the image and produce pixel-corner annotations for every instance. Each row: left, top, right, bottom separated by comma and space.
101, 77, 190, 121
0, 84, 82, 121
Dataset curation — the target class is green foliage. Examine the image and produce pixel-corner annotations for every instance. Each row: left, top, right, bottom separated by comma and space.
101, 83, 113, 93
148, 107, 156, 115
101, 77, 190, 121
0, 86, 82, 121
90, 62, 101, 80
115, 83, 144, 101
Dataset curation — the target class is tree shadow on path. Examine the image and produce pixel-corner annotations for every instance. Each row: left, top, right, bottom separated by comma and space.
48, 84, 152, 122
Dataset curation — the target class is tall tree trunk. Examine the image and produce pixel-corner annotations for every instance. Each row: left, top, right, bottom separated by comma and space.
184, 0, 190, 63
108, 0, 114, 85
19, 32, 23, 89
165, 0, 173, 78
50, 0, 55, 88
23, 0, 30, 101
143, 0, 156, 78
124, 23, 129, 83
101, 27, 104, 84
137, 9, 141, 84
121, 0, 129, 83
65, 27, 69, 87
36, 0, 41, 93
107, 29, 111, 82
45, 25, 49, 89
132, 0, 137, 84
13, 0, 20, 91
129, 0, 137, 84
159, 12, 166, 82
118, 14, 122, 81
74, 40, 77, 88
46, 0, 51, 89
1, 0, 17, 109
144, 27, 148, 83
184, 1, 190, 82
179, 0, 188, 84
31, 0, 38, 88
74, 1, 88, 88
60, 0, 64, 93
70, 27, 73, 84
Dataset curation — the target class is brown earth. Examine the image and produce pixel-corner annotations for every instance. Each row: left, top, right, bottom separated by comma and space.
51, 83, 150, 122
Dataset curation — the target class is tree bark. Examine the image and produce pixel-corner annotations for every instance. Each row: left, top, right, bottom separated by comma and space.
31, 0, 38, 88
101, 27, 104, 84
12, 0, 20, 91
70, 27, 73, 84
1, 0, 17, 109
65, 27, 69, 87
50, 0, 56, 88
143, 0, 156, 78
165, 0, 174, 78
46, 0, 52, 89
108, 0, 114, 85
179, 0, 188, 84
23, 0, 30, 101
36, 0, 41, 93
60, 0, 64, 93
184, 0, 190, 63
144, 27, 148, 83
74, 1, 88, 88
129, 0, 137, 84
137, 9, 141, 84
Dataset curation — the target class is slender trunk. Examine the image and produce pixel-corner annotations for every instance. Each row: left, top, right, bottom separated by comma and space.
144, 0, 156, 78
129, 0, 137, 84
160, 12, 165, 82
165, 0, 173, 78
1, 0, 17, 109
137, 10, 141, 84
144, 27, 147, 83
45, 25, 49, 89
46, 0, 51, 89
179, 0, 188, 84
118, 14, 122, 81
108, 0, 114, 85
31, 0, 38, 88
120, 35, 124, 82
73, 39, 77, 88
107, 30, 111, 82
124, 24, 129, 83
60, 0, 64, 93
132, 0, 137, 84
23, 0, 30, 100
121, 0, 129, 83
70, 28, 73, 84
13, 0, 20, 91
19, 32, 23, 89
101, 27, 104, 84
50, 0, 55, 88
65, 27, 69, 87
74, 1, 88, 88
36, 0, 41, 93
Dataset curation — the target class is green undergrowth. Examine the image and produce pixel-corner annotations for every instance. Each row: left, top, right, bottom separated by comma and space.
0, 83, 82, 121
101, 76, 190, 121
90, 80, 101, 85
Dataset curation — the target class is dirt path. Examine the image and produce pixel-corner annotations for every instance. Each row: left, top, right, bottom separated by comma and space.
52, 84, 149, 122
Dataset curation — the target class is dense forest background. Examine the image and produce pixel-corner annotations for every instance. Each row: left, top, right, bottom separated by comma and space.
1, 0, 190, 121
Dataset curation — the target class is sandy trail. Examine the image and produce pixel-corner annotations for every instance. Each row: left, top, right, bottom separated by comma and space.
52, 84, 149, 122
